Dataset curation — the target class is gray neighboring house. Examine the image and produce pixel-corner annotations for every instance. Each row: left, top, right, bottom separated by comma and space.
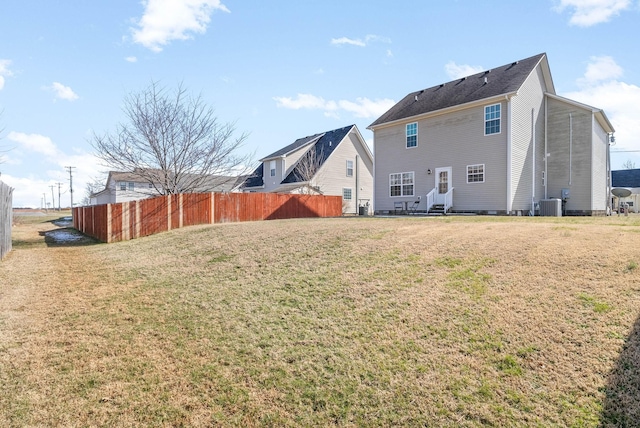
90, 169, 244, 205
369, 53, 615, 216
611, 169, 640, 213
242, 124, 374, 214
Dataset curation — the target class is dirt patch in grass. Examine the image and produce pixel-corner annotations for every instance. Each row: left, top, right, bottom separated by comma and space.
1, 215, 640, 426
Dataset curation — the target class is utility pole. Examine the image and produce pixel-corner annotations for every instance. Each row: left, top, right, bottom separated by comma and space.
65, 166, 76, 212
43, 192, 48, 213
56, 182, 63, 211
49, 185, 55, 212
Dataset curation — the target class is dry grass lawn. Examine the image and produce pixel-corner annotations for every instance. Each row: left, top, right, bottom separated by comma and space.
1, 213, 640, 426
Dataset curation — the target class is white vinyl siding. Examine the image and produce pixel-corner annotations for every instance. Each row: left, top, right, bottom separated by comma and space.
390, 172, 414, 197
406, 123, 417, 148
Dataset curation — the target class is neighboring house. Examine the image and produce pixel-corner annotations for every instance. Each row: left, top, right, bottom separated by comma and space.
90, 169, 244, 205
242, 124, 374, 214
369, 53, 615, 216
611, 169, 640, 213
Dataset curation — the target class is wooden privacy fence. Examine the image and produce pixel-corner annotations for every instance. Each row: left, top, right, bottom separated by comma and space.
73, 192, 342, 243
0, 181, 14, 260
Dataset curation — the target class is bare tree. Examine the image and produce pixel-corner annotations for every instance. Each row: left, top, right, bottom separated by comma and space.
622, 159, 636, 169
289, 145, 325, 194
81, 175, 107, 205
91, 81, 251, 195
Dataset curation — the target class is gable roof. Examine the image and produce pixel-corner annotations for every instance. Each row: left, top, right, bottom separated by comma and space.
369, 53, 550, 128
242, 124, 359, 189
546, 92, 615, 133
102, 168, 243, 193
282, 124, 354, 184
612, 169, 640, 188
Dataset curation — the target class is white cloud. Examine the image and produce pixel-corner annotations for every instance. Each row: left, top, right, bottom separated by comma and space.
0, 59, 13, 90
131, 0, 230, 52
445, 61, 484, 79
563, 56, 640, 157
47, 82, 79, 101
554, 0, 632, 26
125, 56, 138, 63
579, 55, 623, 84
273, 93, 395, 119
8, 131, 59, 157
330, 34, 391, 47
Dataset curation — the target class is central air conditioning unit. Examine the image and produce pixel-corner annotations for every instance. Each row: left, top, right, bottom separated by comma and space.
539, 199, 562, 217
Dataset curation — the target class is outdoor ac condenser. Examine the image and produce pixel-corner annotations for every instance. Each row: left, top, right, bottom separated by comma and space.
539, 199, 562, 217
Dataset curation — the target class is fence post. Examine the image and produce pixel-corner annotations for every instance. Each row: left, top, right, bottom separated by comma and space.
107, 204, 113, 243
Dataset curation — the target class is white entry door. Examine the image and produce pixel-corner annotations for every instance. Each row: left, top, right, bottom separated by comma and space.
434, 167, 452, 204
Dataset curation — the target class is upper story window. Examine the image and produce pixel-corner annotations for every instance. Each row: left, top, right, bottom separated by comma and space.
467, 164, 485, 183
485, 104, 501, 135
128, 182, 134, 191
346, 160, 354, 177
269, 160, 276, 177
119, 182, 126, 191
390, 172, 414, 197
406, 122, 418, 148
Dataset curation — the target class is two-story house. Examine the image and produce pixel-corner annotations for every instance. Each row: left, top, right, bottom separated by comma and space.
242, 124, 374, 214
369, 53, 615, 216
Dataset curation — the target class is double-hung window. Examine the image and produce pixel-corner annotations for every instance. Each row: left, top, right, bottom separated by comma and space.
128, 182, 134, 191
346, 160, 353, 177
406, 122, 418, 148
269, 160, 276, 177
467, 164, 485, 183
119, 182, 126, 191
484, 104, 501, 135
390, 172, 414, 197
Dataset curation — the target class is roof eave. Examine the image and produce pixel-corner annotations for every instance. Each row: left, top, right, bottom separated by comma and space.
368, 91, 518, 131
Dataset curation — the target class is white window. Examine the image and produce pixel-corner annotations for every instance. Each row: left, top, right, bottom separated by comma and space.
390, 172, 414, 197
406, 122, 418, 148
148, 183, 153, 188
346, 160, 354, 177
343, 188, 352, 200
128, 182, 134, 191
467, 164, 485, 183
119, 182, 126, 191
269, 160, 276, 177
485, 104, 501, 135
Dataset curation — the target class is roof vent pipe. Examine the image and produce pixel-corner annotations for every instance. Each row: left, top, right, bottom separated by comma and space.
484, 77, 488, 84
414, 95, 418, 101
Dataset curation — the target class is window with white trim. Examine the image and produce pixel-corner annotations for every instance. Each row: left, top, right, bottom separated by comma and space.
467, 164, 485, 183
128, 182, 134, 191
119, 182, 126, 191
346, 160, 353, 177
390, 172, 414, 197
269, 160, 276, 177
484, 104, 501, 135
343, 188, 352, 200
406, 122, 417, 148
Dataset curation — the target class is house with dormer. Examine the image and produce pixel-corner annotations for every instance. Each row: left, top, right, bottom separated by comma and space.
369, 53, 615, 216
242, 124, 373, 214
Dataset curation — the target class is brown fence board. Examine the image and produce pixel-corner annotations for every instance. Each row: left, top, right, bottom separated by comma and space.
75, 192, 342, 243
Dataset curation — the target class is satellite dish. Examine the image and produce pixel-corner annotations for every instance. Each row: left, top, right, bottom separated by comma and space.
612, 188, 632, 198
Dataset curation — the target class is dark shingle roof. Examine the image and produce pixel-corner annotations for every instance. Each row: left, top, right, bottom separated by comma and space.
243, 163, 264, 188
369, 53, 547, 128
261, 133, 323, 160
612, 169, 640, 188
281, 125, 354, 184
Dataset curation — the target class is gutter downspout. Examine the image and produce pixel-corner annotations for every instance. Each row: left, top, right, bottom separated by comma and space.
355, 154, 360, 215
569, 112, 573, 186
532, 108, 536, 215
506, 95, 513, 214
544, 96, 548, 199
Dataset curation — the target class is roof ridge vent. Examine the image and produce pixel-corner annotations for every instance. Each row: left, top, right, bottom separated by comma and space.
513, 61, 519, 65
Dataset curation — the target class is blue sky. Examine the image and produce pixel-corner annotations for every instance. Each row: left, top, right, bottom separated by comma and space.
1, 0, 639, 207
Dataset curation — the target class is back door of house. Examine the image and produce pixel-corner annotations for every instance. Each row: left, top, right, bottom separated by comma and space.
435, 167, 452, 204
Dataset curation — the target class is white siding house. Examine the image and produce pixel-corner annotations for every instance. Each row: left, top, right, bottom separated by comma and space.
242, 125, 374, 214
369, 53, 615, 216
